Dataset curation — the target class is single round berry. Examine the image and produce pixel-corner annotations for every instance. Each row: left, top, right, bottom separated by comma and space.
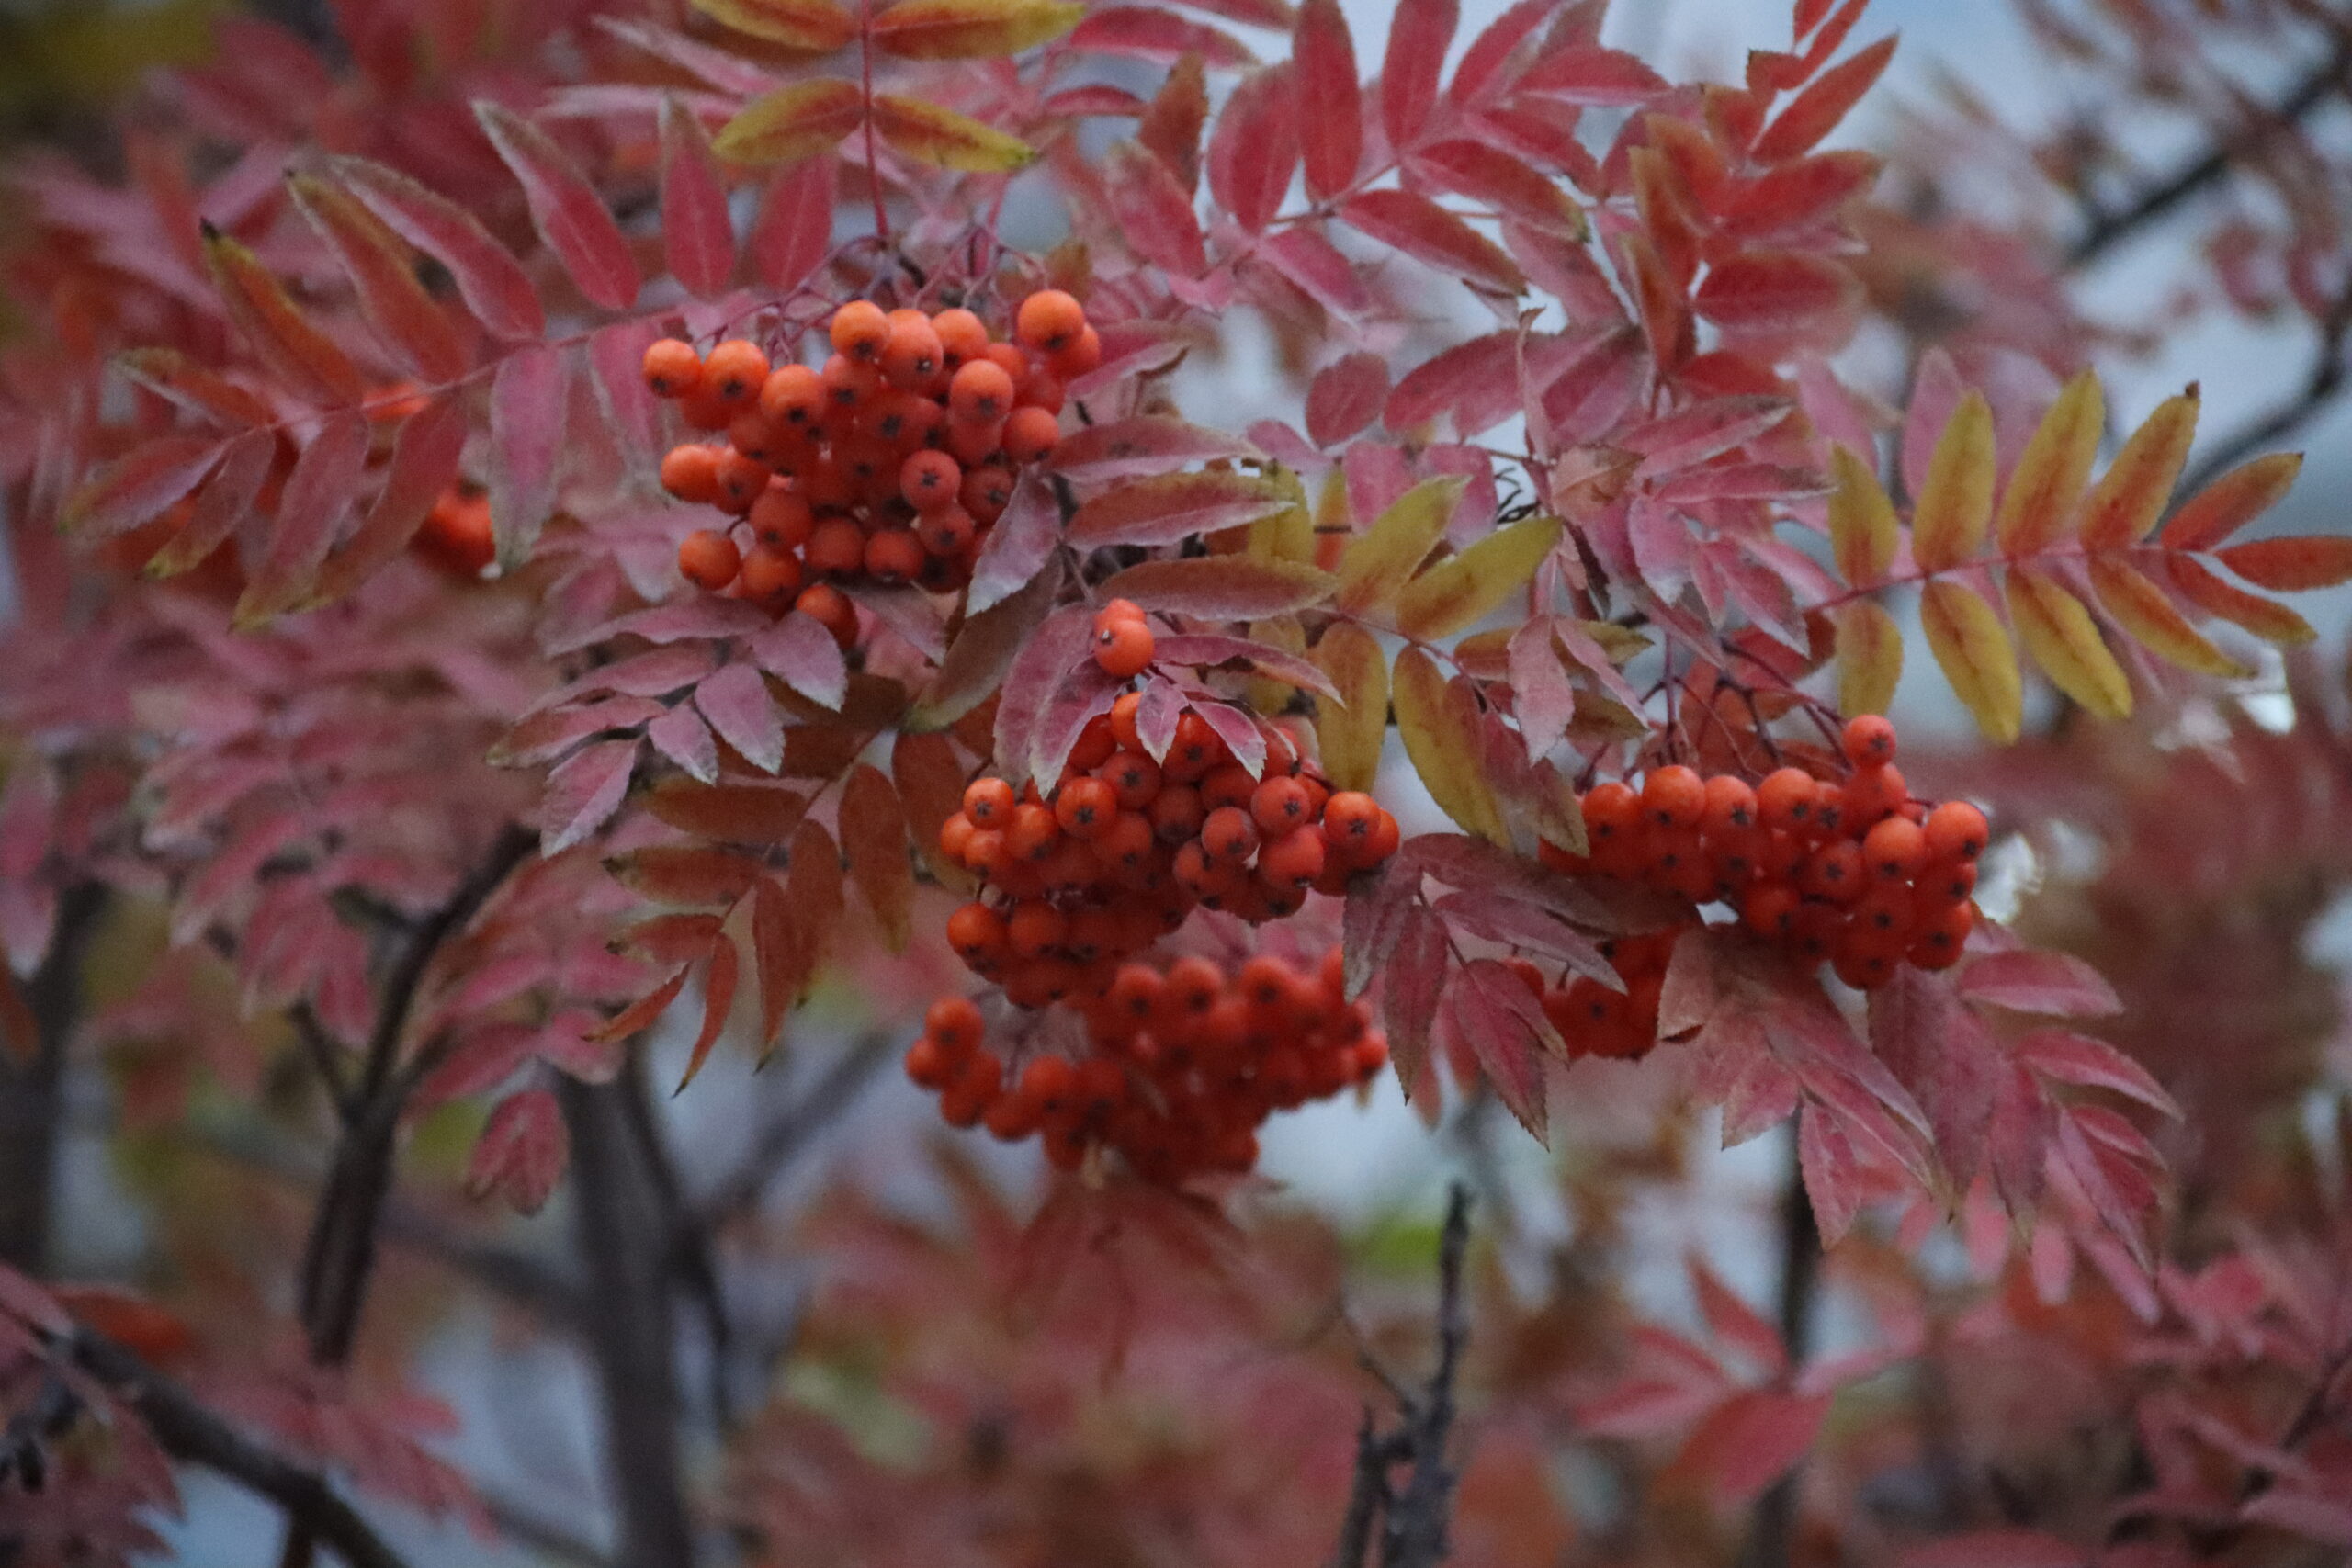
1094, 617, 1155, 679
1924, 800, 1989, 863
1841, 713, 1898, 768
737, 542, 803, 602
1642, 765, 1706, 829
760, 364, 824, 427
949, 358, 1016, 425
748, 487, 814, 550
1757, 768, 1817, 834
676, 528, 741, 592
1201, 806, 1260, 864
881, 313, 944, 390
926, 996, 983, 1056
932, 307, 989, 367
1861, 815, 1928, 882
660, 444, 722, 504
641, 337, 702, 398
900, 449, 962, 512
830, 300, 889, 362
1015, 288, 1087, 354
1002, 404, 1061, 463
703, 339, 770, 404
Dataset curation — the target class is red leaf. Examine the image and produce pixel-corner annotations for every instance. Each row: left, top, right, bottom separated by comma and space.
2216, 535, 2352, 591
594, 964, 691, 1042
910, 558, 1063, 731
1870, 964, 2000, 1189
1103, 140, 1207, 276
1412, 139, 1578, 233
1340, 189, 1526, 295
1957, 951, 2123, 1018
1718, 150, 1881, 238
1068, 469, 1290, 547
539, 739, 639, 853
1294, 0, 1361, 200
62, 436, 226, 543
1031, 661, 1127, 784
476, 101, 642, 311
1149, 634, 1340, 697
1693, 251, 1855, 332
1668, 1389, 1830, 1504
1442, 959, 1559, 1136
1516, 44, 1668, 105
750, 157, 836, 290
1306, 353, 1390, 447
1380, 0, 1455, 150
963, 469, 1060, 614
660, 96, 736, 297
1206, 64, 1299, 231
2015, 1029, 2180, 1117
678, 932, 741, 1089
1256, 226, 1374, 320
1098, 556, 1335, 618
487, 344, 568, 569
748, 613, 849, 709
1385, 332, 1516, 434
992, 604, 1097, 789
587, 317, 665, 474
1054, 416, 1261, 481
1070, 6, 1254, 66
201, 227, 362, 405
839, 763, 914, 951
144, 430, 273, 580
289, 174, 467, 383
315, 399, 469, 598
1690, 1257, 1790, 1379
1380, 904, 1452, 1100
893, 731, 970, 885
1447, 0, 1554, 107
467, 1088, 569, 1214
1796, 1102, 1864, 1246
112, 346, 272, 428
1750, 34, 1895, 163
236, 411, 370, 624
328, 154, 545, 341
1625, 394, 1793, 476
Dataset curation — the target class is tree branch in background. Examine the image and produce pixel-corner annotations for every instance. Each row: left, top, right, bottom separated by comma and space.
64, 1330, 409, 1568
1330, 1182, 1473, 1568
688, 1031, 894, 1233
2179, 276, 2352, 497
1740, 1143, 1821, 1568
0, 884, 105, 1273
561, 1067, 697, 1568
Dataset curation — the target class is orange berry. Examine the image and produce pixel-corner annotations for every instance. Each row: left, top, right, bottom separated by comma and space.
749, 486, 814, 550
1843, 764, 1905, 830
1097, 750, 1162, 810
1250, 775, 1312, 836
880, 313, 944, 389
1861, 815, 1927, 882
1642, 765, 1706, 829
1841, 713, 1897, 768
1700, 775, 1758, 840
760, 364, 824, 427
1148, 782, 1204, 842
1582, 781, 1640, 844
1321, 791, 1380, 846
680, 380, 737, 431
1016, 288, 1087, 354
1908, 901, 1974, 969
1003, 404, 1061, 463
1343, 809, 1400, 869
660, 444, 722, 504
1261, 825, 1327, 888
1799, 840, 1864, 904
1048, 324, 1102, 380
865, 527, 924, 582
1201, 806, 1260, 863
1094, 617, 1155, 679
927, 996, 984, 1056
1850, 884, 1916, 942
714, 448, 773, 512
946, 418, 1003, 466
794, 582, 859, 649
900, 449, 961, 512
821, 352, 880, 412
962, 463, 1015, 523
830, 299, 889, 362
727, 409, 788, 466
1811, 780, 1848, 838
1742, 882, 1799, 938
963, 777, 1015, 828
703, 339, 770, 404
1054, 776, 1119, 840
1015, 367, 1065, 414
1006, 802, 1060, 863
1919, 855, 1978, 904
1757, 768, 1817, 835
1097, 810, 1157, 875
904, 1034, 952, 1089
931, 307, 989, 367
1007, 901, 1068, 959
1201, 762, 1257, 813
806, 516, 865, 577
737, 542, 804, 602
1069, 715, 1118, 772
1924, 801, 1989, 863
939, 812, 975, 863
946, 902, 1008, 961
676, 528, 741, 591
948, 358, 1017, 425
915, 503, 975, 557
642, 336, 702, 397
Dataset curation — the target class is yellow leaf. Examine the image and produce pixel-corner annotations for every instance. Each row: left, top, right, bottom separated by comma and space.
1247, 468, 1316, 566
714, 78, 865, 164
691, 0, 857, 51
1920, 579, 2021, 742
870, 0, 1082, 58
871, 93, 1036, 172
2079, 389, 2197, 549
1334, 477, 1462, 615
2007, 567, 2132, 719
2087, 558, 2250, 678
1826, 445, 1896, 586
1911, 391, 1995, 573
2162, 451, 2302, 551
1834, 600, 1902, 716
1245, 615, 1308, 714
1996, 369, 2102, 557
1394, 647, 1507, 842
1395, 516, 1563, 640
1311, 623, 1387, 793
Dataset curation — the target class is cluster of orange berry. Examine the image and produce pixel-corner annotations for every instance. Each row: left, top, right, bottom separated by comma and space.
645, 290, 1097, 627
937, 693, 1402, 1008
905, 948, 1387, 1183
1544, 716, 1986, 992
1505, 929, 1684, 1065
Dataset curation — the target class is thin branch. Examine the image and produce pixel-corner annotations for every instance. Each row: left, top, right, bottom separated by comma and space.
288, 1001, 356, 1126
1739, 1142, 1821, 1568
65, 1330, 409, 1568
0, 883, 105, 1273
2177, 272, 2352, 498
2064, 34, 2352, 271
616, 1050, 734, 1429
689, 1032, 894, 1231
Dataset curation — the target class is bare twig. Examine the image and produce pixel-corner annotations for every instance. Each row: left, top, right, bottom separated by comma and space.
64, 1330, 409, 1568
1739, 1143, 1821, 1568
689, 1032, 895, 1231
0, 883, 104, 1273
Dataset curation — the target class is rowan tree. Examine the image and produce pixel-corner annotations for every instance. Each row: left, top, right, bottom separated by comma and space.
4, 0, 2352, 1563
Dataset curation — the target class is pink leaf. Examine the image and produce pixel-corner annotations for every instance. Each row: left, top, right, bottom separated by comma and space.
587, 318, 665, 474
1070, 6, 1256, 67
750, 157, 835, 289
1340, 189, 1526, 295
146, 429, 274, 580
1192, 700, 1268, 777
992, 605, 1097, 790
315, 397, 469, 599
235, 411, 370, 624
1148, 634, 1340, 697
1670, 1389, 1831, 1504
329, 154, 545, 340
1899, 347, 1966, 502
1624, 395, 1793, 477
661, 96, 736, 296
1097, 556, 1334, 618
1380, 0, 1454, 151
1797, 1101, 1864, 1246
2015, 1029, 2180, 1117
647, 701, 719, 783
1688, 1257, 1789, 1379
1030, 662, 1126, 785
964, 470, 1060, 615
1255, 226, 1374, 320
467, 1088, 569, 1214
1294, 0, 1361, 200
1054, 416, 1261, 481
1430, 891, 1615, 986
539, 739, 639, 853
1517, 44, 1669, 105
488, 344, 569, 568
694, 663, 786, 773
1693, 252, 1856, 332
289, 175, 468, 383
1958, 952, 2123, 1018
1442, 959, 1558, 1136
1385, 333, 1516, 434
1871, 965, 2000, 1188
1068, 469, 1291, 547
2242, 1491, 2352, 1547
1411, 139, 1579, 233
1306, 353, 1390, 447
62, 437, 226, 542
1506, 619, 1575, 759
910, 560, 1062, 731
1206, 64, 1298, 232
1380, 904, 1452, 1099
1448, 0, 1555, 107
475, 101, 641, 311
1105, 140, 1208, 276
747, 613, 848, 709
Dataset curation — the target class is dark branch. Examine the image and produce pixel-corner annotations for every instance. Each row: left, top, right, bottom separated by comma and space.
1740, 1143, 1822, 1568
64, 1330, 408, 1568
689, 1032, 894, 1231
0, 883, 104, 1273
2177, 273, 2352, 498
2064, 36, 2352, 271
